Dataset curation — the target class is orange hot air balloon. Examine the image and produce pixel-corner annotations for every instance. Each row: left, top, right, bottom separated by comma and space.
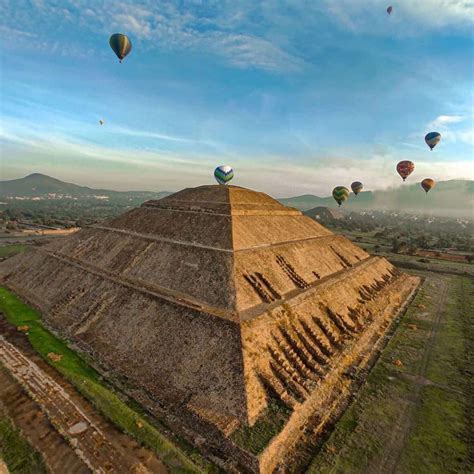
421, 178, 435, 194
397, 160, 415, 181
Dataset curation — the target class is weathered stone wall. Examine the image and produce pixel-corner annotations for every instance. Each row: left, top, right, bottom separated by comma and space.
1, 249, 248, 422
235, 235, 368, 311
240, 257, 419, 425
109, 206, 233, 249
43, 227, 236, 310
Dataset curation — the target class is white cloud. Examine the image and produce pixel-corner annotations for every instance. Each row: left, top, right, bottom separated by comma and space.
426, 114, 474, 145
429, 114, 465, 128
321, 0, 474, 34
108, 125, 205, 144
1, 0, 305, 71
2, 119, 473, 195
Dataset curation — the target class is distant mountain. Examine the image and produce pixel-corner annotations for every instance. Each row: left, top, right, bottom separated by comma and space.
279, 180, 474, 219
0, 173, 171, 202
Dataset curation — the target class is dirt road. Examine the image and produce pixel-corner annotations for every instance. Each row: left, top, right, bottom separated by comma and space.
0, 322, 167, 474
370, 279, 449, 473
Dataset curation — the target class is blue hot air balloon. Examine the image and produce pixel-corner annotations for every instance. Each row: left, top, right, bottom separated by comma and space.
214, 165, 234, 185
425, 132, 441, 151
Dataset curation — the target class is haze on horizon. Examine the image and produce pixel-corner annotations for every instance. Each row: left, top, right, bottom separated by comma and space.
1, 0, 473, 196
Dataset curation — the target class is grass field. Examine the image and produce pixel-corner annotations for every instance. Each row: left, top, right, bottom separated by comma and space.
0, 287, 214, 473
0, 245, 29, 258
307, 273, 473, 473
0, 412, 48, 474
231, 399, 291, 455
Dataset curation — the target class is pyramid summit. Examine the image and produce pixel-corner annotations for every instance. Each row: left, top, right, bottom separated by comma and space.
0, 184, 420, 472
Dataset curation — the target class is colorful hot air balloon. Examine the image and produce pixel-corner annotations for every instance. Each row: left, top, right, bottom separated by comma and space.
351, 181, 363, 196
109, 33, 132, 63
421, 178, 435, 194
332, 186, 350, 207
425, 132, 441, 151
397, 160, 415, 181
214, 165, 234, 185
387, 6, 393, 15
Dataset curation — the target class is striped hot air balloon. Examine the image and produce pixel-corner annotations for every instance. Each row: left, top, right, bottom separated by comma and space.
396, 160, 415, 181
332, 186, 350, 207
421, 178, 435, 194
425, 132, 441, 151
214, 165, 234, 185
109, 34, 132, 63
351, 181, 363, 196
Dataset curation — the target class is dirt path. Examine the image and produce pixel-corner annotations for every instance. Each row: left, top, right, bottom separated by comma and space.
1, 366, 90, 473
1, 336, 128, 472
369, 278, 449, 474
0, 317, 167, 474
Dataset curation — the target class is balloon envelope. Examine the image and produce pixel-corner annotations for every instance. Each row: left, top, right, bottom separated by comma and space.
425, 132, 441, 150
214, 165, 234, 185
351, 181, 363, 195
109, 33, 132, 62
387, 6, 393, 14
397, 161, 415, 181
421, 178, 435, 193
332, 186, 350, 207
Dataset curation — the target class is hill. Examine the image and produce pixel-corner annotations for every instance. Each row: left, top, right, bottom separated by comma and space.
0, 173, 171, 202
279, 180, 474, 219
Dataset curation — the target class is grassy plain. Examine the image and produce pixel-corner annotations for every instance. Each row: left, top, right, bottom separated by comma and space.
307, 273, 473, 473
0, 413, 47, 474
0, 244, 28, 258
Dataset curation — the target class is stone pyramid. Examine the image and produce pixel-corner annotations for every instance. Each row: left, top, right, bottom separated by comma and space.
0, 185, 419, 471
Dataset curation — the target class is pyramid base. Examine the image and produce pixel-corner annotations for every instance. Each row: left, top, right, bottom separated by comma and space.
2, 269, 418, 473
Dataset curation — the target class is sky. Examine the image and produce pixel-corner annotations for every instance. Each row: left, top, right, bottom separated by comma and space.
0, 0, 473, 197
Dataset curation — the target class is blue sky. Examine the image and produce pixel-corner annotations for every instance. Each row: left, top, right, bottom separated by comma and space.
1, 0, 473, 196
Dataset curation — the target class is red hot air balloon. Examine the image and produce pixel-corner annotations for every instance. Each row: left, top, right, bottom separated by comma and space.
397, 161, 415, 181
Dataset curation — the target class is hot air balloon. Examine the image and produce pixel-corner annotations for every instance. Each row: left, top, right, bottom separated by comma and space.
332, 186, 350, 207
421, 178, 435, 194
99, 120, 104, 125
109, 33, 132, 63
214, 165, 234, 185
397, 160, 415, 181
425, 132, 441, 151
387, 6, 393, 14
351, 181, 363, 196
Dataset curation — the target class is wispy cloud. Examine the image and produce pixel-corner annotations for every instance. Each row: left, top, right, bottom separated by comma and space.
107, 125, 196, 143
322, 0, 474, 34
0, 124, 208, 168
240, 156, 474, 197
426, 114, 473, 145
429, 114, 466, 128
1, 0, 306, 72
